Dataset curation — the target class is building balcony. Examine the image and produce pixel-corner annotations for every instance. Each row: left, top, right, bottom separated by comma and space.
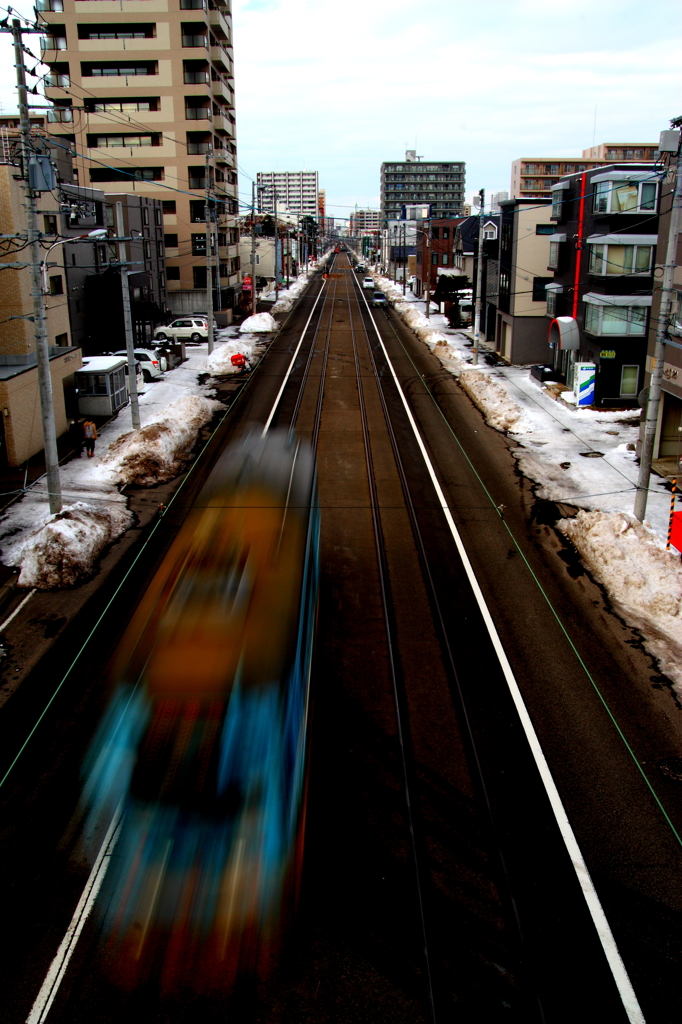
211, 110, 234, 135
214, 149, 235, 168
209, 6, 231, 41
211, 78, 234, 106
210, 44, 229, 70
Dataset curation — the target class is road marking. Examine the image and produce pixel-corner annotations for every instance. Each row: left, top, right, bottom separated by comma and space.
26, 805, 122, 1024
358, 283, 646, 1024
0, 588, 35, 634
261, 279, 328, 437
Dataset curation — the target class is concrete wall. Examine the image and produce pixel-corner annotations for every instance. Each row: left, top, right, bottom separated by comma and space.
0, 349, 82, 466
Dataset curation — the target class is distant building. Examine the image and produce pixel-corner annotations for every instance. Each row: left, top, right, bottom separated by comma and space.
350, 209, 381, 235
490, 191, 509, 212
257, 170, 319, 219
380, 151, 465, 224
511, 143, 657, 200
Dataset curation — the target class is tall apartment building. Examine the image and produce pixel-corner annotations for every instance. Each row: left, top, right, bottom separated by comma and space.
39, 0, 240, 315
511, 143, 657, 200
350, 209, 381, 235
257, 170, 319, 218
490, 191, 509, 212
380, 150, 465, 225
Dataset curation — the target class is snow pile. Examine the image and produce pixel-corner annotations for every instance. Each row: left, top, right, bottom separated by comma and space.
432, 339, 468, 371
558, 510, 682, 693
239, 312, 278, 333
205, 336, 256, 374
101, 395, 223, 487
458, 368, 526, 432
271, 272, 309, 314
11, 501, 133, 589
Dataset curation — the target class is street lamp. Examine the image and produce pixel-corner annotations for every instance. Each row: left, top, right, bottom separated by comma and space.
40, 228, 108, 293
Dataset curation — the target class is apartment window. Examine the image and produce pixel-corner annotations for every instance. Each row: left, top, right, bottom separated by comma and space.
47, 105, 73, 123
164, 233, 178, 247
185, 97, 210, 119
142, 208, 149, 225
86, 98, 159, 113
182, 22, 208, 46
144, 241, 152, 259
183, 59, 209, 84
49, 275, 63, 295
548, 240, 561, 268
167, 266, 180, 280
43, 214, 57, 235
442, 227, 449, 239
532, 277, 553, 302
89, 167, 163, 182
432, 226, 439, 239
193, 265, 207, 288
431, 252, 438, 265
41, 26, 66, 49
188, 167, 206, 189
44, 63, 70, 88
82, 61, 157, 76
88, 133, 157, 148
546, 287, 561, 316
55, 332, 69, 346
181, 0, 206, 7
154, 208, 161, 226
162, 200, 176, 214
536, 224, 555, 235
620, 365, 639, 397
499, 269, 510, 299
441, 253, 449, 265
584, 300, 648, 336
78, 23, 155, 39
191, 233, 206, 255
186, 130, 211, 154
189, 200, 205, 222
594, 179, 658, 214
588, 243, 654, 276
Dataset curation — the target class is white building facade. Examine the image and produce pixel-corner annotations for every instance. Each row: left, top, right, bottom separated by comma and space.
257, 170, 319, 218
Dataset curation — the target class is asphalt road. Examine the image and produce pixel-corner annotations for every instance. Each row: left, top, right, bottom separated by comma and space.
0, 255, 680, 1023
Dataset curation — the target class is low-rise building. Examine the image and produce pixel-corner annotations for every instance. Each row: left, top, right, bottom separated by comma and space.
545, 163, 659, 405
492, 198, 555, 364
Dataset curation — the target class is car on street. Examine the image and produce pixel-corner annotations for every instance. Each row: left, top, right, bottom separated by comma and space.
355, 264, 366, 274
362, 276, 375, 290
154, 318, 208, 344
112, 348, 164, 381
372, 291, 388, 309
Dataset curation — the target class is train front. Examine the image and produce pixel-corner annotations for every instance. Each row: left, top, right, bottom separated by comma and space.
83, 431, 319, 993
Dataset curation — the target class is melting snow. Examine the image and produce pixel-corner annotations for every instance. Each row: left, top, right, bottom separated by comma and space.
9, 502, 133, 589
238, 312, 278, 333
558, 510, 682, 694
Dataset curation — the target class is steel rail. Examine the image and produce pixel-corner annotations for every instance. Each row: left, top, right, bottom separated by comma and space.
342, 263, 438, 1024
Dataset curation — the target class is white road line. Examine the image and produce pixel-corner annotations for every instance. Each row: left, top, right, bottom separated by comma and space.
261, 279, 328, 436
358, 283, 646, 1024
26, 805, 123, 1024
0, 588, 35, 634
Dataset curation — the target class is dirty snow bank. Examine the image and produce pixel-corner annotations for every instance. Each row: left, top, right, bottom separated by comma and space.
558, 510, 682, 693
239, 312, 278, 333
458, 368, 526, 432
205, 335, 256, 374
101, 394, 223, 487
371, 272, 456, 352
9, 501, 133, 589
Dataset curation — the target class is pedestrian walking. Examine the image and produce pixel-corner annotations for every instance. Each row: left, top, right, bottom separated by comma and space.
83, 419, 97, 458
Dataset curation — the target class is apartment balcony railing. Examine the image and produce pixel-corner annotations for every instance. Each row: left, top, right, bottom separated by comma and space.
45, 73, 70, 88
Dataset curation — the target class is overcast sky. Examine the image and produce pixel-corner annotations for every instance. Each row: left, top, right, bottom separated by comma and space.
0, 0, 679, 222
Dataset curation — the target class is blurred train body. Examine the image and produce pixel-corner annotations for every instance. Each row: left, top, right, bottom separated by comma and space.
83, 431, 319, 992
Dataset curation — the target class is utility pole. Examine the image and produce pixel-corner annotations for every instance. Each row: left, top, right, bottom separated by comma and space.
250, 180, 257, 316
402, 220, 406, 297
115, 202, 140, 430
274, 190, 279, 299
472, 188, 485, 366
425, 217, 432, 318
634, 132, 682, 522
10, 19, 62, 513
204, 148, 214, 354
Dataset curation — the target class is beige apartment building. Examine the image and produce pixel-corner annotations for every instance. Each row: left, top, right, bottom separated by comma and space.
0, 148, 82, 466
510, 143, 657, 200
39, 0, 240, 315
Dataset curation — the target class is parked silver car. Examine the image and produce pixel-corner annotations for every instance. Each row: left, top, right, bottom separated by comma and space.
154, 318, 208, 344
362, 276, 375, 290
112, 348, 164, 381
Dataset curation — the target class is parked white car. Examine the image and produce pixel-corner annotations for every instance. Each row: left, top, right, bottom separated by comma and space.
112, 348, 163, 382
154, 318, 208, 344
362, 276, 375, 290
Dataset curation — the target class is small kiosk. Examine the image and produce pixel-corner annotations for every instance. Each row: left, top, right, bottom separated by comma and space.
76, 356, 128, 418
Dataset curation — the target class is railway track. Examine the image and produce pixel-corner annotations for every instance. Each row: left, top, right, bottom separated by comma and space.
3, 253, 681, 1022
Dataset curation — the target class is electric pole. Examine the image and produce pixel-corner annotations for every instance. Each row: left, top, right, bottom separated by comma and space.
425, 217, 431, 318
115, 202, 140, 430
11, 18, 62, 513
473, 188, 485, 366
634, 132, 682, 522
251, 180, 257, 315
274, 190, 279, 299
204, 147, 214, 354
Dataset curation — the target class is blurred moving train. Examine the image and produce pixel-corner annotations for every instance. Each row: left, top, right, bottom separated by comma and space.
83, 430, 319, 992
